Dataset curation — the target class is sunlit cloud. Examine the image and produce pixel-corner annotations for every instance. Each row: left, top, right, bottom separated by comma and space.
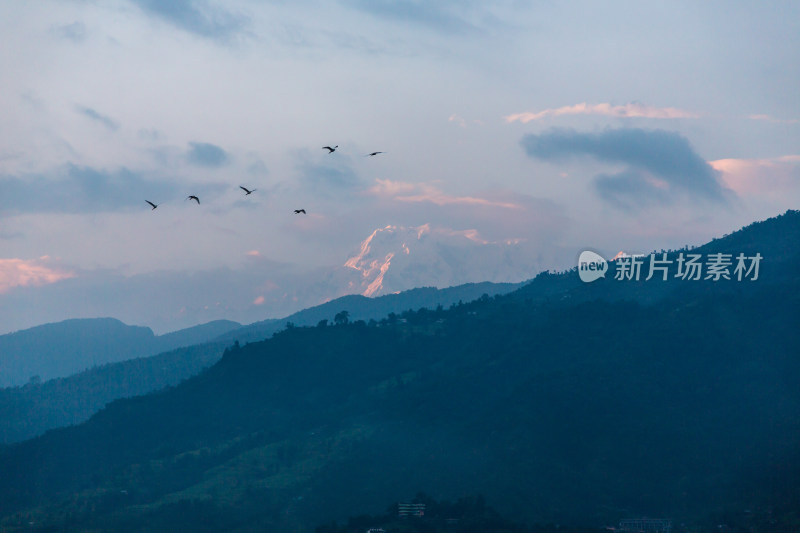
448, 114, 467, 128
437, 227, 489, 244
710, 155, 800, 197
747, 114, 799, 124
0, 257, 75, 294
505, 102, 699, 123
368, 179, 521, 209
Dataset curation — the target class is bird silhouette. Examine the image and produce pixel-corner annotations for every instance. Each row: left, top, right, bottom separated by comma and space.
322, 145, 338, 153
145, 200, 158, 210
187, 195, 200, 204
294, 209, 306, 214
240, 186, 256, 195
366, 151, 385, 157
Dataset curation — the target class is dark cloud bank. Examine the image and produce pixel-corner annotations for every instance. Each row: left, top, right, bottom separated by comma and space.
0, 165, 222, 215
521, 127, 730, 210
187, 142, 229, 167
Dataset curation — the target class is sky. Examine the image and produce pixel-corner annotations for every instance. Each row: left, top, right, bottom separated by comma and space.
1, 0, 799, 335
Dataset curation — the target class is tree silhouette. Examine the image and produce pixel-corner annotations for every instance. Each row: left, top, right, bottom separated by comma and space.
333, 310, 350, 325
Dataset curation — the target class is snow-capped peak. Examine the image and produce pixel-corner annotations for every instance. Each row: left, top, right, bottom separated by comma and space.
342, 224, 535, 297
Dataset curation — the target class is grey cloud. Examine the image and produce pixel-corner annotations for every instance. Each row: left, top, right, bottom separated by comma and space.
138, 128, 162, 141
0, 165, 190, 215
129, 0, 248, 41
593, 170, 671, 211
76, 106, 119, 131
521, 127, 729, 207
345, 0, 503, 35
52, 21, 86, 43
0, 230, 24, 241
247, 160, 269, 176
296, 156, 365, 197
187, 142, 229, 167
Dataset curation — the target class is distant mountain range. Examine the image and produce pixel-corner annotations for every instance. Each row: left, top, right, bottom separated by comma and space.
0, 318, 241, 388
0, 210, 797, 532
0, 281, 522, 443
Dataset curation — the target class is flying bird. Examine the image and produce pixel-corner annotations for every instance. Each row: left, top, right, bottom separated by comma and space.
187, 195, 200, 204
145, 200, 158, 210
366, 151, 385, 157
322, 145, 338, 153
240, 186, 256, 195
294, 209, 306, 214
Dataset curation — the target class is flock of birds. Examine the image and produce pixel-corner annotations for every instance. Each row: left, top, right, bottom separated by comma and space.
145, 146, 384, 212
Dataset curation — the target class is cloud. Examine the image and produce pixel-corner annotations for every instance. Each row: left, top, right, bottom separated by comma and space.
449, 114, 467, 128
0, 258, 75, 294
288, 179, 569, 254
51, 21, 86, 43
247, 159, 268, 176
295, 154, 365, 196
187, 142, 229, 167
593, 170, 671, 210
76, 106, 119, 131
345, 0, 484, 34
506, 102, 699, 123
368, 179, 521, 209
138, 129, 162, 141
0, 164, 190, 215
129, 0, 248, 41
747, 114, 799, 124
710, 155, 800, 197
521, 127, 729, 209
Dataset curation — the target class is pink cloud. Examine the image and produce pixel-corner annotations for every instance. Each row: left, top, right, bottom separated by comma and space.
437, 228, 489, 245
710, 156, 800, 196
505, 102, 699, 123
368, 179, 521, 209
0, 258, 75, 294
747, 114, 799, 124
448, 114, 466, 128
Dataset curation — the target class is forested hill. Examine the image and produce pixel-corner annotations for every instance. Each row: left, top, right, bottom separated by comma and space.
0, 341, 229, 444
512, 209, 800, 305
0, 211, 797, 532
0, 281, 521, 444
214, 280, 524, 345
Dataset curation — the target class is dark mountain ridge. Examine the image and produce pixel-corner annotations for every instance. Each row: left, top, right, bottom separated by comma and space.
214, 280, 524, 345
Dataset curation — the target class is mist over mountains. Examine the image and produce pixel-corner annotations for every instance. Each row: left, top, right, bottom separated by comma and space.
0, 211, 797, 533
0, 223, 549, 336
